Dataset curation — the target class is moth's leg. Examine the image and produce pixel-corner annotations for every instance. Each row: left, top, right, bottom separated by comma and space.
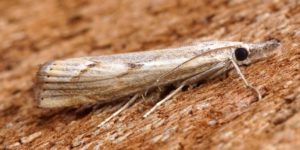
98, 94, 139, 128
143, 84, 185, 118
230, 59, 262, 100
143, 63, 227, 118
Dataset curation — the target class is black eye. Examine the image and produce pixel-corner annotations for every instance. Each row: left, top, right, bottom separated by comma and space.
234, 47, 248, 61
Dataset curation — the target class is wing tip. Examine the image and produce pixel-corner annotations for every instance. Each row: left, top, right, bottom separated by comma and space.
34, 61, 55, 107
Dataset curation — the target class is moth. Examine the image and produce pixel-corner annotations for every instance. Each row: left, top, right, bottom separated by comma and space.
35, 40, 280, 126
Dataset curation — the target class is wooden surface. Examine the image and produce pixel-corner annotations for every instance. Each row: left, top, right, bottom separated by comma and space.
0, 0, 299, 149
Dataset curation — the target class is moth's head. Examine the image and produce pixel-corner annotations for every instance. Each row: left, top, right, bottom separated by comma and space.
232, 39, 280, 65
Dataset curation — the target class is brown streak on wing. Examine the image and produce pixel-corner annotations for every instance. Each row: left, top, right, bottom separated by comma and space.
127, 63, 144, 69
115, 63, 144, 79
70, 62, 99, 82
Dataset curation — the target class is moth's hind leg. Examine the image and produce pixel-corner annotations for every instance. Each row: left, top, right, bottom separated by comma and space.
143, 63, 229, 118
97, 94, 139, 128
143, 84, 185, 118
142, 73, 211, 118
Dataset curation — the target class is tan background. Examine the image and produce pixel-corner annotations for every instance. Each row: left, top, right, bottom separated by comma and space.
0, 0, 299, 149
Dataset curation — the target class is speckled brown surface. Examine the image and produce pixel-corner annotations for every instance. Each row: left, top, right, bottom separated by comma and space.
0, 0, 299, 149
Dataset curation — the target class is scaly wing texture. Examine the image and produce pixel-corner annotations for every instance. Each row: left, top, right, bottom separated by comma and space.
36, 41, 243, 107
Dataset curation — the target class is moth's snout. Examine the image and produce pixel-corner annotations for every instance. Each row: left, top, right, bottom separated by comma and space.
254, 39, 280, 52
248, 39, 280, 61
264, 39, 281, 50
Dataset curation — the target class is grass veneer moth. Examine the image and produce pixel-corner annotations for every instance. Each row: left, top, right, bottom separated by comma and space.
35, 40, 280, 126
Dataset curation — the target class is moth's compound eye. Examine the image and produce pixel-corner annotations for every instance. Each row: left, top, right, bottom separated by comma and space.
234, 47, 248, 61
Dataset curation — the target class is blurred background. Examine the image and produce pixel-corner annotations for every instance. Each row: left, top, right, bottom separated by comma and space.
0, 0, 299, 149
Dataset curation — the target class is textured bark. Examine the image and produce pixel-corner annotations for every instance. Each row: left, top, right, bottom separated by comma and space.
0, 0, 299, 149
